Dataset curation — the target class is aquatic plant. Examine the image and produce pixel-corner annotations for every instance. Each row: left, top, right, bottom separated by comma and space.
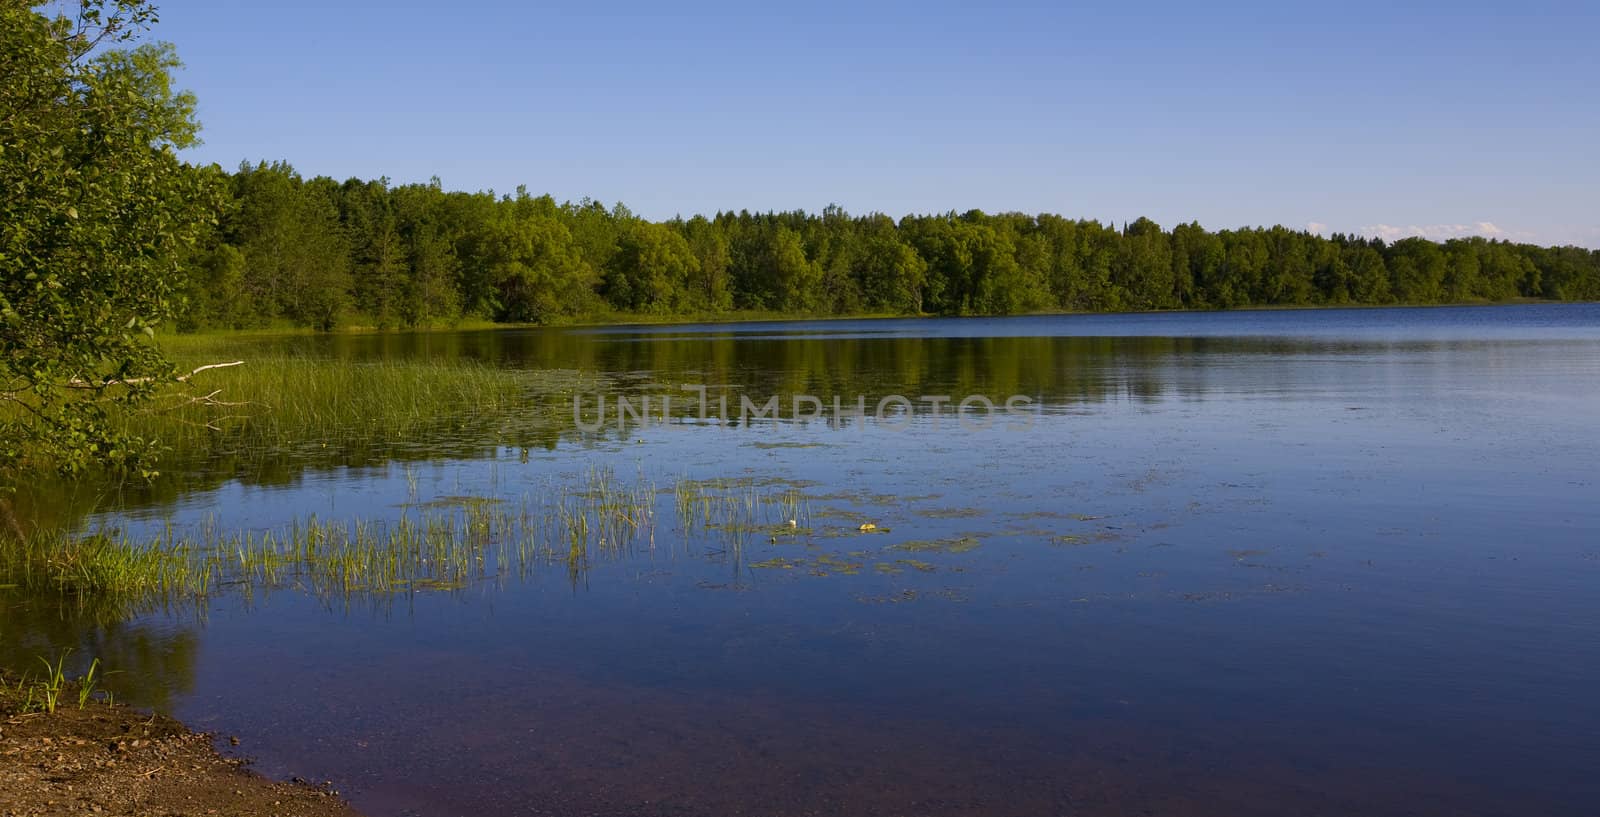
2, 471, 715, 613
1, 468, 999, 623
890, 536, 982, 554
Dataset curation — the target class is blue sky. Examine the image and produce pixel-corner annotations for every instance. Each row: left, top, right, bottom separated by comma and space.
138, 0, 1597, 247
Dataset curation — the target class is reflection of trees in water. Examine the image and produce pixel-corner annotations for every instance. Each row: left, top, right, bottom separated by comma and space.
0, 597, 200, 712
13, 328, 1457, 532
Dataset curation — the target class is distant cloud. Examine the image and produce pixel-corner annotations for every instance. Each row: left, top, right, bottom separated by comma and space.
1361, 222, 1524, 242
1301, 220, 1586, 246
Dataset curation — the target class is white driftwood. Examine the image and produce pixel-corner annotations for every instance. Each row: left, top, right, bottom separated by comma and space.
66, 360, 244, 389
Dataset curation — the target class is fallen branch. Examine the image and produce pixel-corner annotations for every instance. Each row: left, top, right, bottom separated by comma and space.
64, 360, 244, 389
173, 361, 246, 382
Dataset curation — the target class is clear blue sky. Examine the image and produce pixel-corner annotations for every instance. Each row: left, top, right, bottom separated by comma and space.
142, 0, 1597, 247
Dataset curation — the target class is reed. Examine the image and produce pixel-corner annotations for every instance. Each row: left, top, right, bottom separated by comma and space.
112, 353, 548, 462
0, 466, 853, 630
3, 471, 790, 613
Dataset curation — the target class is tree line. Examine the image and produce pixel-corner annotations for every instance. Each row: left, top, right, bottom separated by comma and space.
177, 162, 1600, 331
8, 0, 1600, 487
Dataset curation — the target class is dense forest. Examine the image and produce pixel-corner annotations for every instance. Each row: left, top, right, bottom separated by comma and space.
177, 162, 1600, 331
9, 0, 1600, 484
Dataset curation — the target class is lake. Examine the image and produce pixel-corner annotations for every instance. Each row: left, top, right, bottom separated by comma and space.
7, 303, 1600, 816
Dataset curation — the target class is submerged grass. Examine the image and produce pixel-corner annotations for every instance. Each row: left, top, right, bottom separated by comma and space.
0, 471, 827, 615
890, 536, 983, 554
673, 478, 811, 561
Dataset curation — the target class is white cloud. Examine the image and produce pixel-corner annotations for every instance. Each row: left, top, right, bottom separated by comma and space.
1360, 222, 1526, 242
1306, 221, 1329, 236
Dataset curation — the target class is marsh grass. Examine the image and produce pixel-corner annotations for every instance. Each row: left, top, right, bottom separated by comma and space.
116, 352, 551, 461
0, 336, 563, 478
672, 478, 812, 562
221, 471, 666, 601
0, 526, 221, 601
0, 340, 613, 540
6, 460, 1010, 625
3, 333, 607, 503
2, 471, 828, 616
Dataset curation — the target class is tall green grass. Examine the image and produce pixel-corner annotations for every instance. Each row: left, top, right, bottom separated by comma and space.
0, 526, 218, 600
4, 334, 589, 489
114, 352, 560, 462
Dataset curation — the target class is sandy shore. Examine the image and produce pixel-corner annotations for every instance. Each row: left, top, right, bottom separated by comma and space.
0, 675, 361, 817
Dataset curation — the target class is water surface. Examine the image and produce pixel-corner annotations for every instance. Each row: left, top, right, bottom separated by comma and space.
8, 304, 1600, 816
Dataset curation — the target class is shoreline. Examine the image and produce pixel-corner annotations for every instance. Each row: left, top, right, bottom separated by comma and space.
0, 674, 361, 817
161, 297, 1592, 340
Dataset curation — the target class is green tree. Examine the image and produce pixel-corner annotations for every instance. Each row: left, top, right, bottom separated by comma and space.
1478, 240, 1531, 301
1115, 218, 1174, 309
1261, 227, 1315, 305
392, 180, 461, 326
1169, 222, 1213, 307
1344, 244, 1393, 304
224, 163, 353, 329
969, 218, 1048, 315
854, 217, 926, 313
1387, 238, 1447, 303
603, 221, 698, 313
177, 243, 248, 330
290, 177, 354, 330
1442, 239, 1483, 302
485, 213, 597, 323
226, 160, 299, 321
678, 215, 733, 311
2, 0, 224, 484
341, 177, 407, 327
